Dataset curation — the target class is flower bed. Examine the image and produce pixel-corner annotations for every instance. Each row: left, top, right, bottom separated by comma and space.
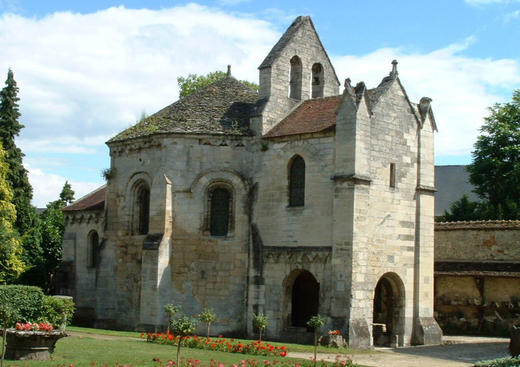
143, 333, 288, 357
149, 356, 356, 367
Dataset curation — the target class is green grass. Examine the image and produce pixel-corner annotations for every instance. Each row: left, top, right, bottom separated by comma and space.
2, 327, 364, 367
68, 325, 142, 338
67, 326, 367, 354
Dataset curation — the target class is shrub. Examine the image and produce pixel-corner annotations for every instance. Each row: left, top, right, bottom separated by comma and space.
199, 308, 216, 337
475, 357, 520, 367
252, 313, 268, 341
0, 285, 44, 323
40, 296, 75, 328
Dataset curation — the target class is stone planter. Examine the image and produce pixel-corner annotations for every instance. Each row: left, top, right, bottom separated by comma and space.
3, 329, 68, 360
319, 334, 346, 348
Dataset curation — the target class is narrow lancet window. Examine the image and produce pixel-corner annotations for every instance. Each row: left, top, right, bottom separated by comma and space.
389, 163, 396, 188
133, 182, 150, 235
210, 187, 231, 236
311, 63, 324, 98
87, 231, 99, 268
289, 155, 305, 206
289, 56, 303, 100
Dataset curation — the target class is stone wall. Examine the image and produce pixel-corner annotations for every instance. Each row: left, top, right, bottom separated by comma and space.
103, 135, 258, 333
434, 221, 520, 335
61, 210, 104, 325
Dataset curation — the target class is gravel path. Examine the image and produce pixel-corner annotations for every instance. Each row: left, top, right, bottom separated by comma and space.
288, 336, 510, 367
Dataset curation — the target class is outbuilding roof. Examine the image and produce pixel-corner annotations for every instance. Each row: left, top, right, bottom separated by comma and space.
62, 185, 106, 212
263, 96, 341, 138
109, 76, 258, 143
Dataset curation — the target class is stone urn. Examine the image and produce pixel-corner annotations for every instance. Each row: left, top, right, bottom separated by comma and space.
4, 329, 68, 360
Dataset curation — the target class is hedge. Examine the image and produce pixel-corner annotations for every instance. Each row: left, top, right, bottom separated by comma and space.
0, 285, 44, 323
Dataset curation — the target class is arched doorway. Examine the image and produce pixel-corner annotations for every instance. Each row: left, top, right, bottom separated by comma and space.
373, 273, 405, 346
291, 271, 319, 327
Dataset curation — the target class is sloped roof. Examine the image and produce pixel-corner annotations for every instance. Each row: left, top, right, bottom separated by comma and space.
63, 185, 106, 212
263, 96, 341, 138
434, 165, 479, 216
109, 77, 258, 143
258, 16, 340, 85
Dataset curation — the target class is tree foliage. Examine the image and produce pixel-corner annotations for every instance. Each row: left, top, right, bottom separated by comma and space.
441, 90, 520, 222
437, 194, 480, 222
177, 71, 258, 98
0, 69, 34, 235
0, 143, 25, 283
466, 89, 520, 220
18, 182, 74, 292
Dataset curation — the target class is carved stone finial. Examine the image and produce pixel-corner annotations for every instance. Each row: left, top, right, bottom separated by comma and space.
344, 78, 351, 88
227, 65, 231, 77
390, 59, 398, 78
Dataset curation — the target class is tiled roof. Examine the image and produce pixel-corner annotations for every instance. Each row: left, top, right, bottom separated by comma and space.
63, 185, 106, 212
435, 220, 520, 230
434, 165, 479, 216
263, 96, 341, 138
109, 77, 258, 143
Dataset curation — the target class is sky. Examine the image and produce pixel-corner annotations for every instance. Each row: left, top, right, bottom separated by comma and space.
0, 0, 519, 207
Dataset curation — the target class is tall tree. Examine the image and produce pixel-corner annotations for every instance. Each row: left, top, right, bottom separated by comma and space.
0, 69, 35, 233
177, 70, 258, 98
0, 143, 25, 284
38, 182, 75, 292
467, 89, 520, 220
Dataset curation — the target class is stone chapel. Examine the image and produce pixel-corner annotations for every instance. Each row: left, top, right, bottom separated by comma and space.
59, 16, 442, 348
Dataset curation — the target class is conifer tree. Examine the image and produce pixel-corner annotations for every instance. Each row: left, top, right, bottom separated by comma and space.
0, 143, 25, 283
0, 69, 34, 233
0, 69, 42, 275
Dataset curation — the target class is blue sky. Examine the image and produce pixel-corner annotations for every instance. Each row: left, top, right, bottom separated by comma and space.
0, 0, 519, 206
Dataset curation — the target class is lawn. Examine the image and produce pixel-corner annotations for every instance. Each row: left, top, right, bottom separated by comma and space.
2, 327, 362, 367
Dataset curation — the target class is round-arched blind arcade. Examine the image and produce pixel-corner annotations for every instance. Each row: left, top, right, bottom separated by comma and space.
289, 155, 305, 207
210, 187, 231, 236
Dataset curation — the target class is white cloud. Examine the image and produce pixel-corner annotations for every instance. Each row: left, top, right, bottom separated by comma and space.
465, 0, 519, 5
332, 40, 520, 158
218, 0, 251, 6
26, 164, 103, 208
0, 4, 279, 152
1, 4, 519, 205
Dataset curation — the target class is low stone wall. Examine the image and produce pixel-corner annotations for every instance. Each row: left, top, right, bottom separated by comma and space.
434, 221, 520, 336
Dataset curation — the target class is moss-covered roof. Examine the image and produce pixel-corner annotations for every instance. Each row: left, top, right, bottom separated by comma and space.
109, 76, 258, 143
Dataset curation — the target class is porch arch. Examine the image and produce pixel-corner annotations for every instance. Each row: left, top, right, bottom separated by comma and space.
373, 272, 405, 346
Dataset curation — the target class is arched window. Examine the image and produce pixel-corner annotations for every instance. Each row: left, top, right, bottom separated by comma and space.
208, 186, 232, 236
87, 231, 99, 268
289, 155, 305, 207
133, 181, 150, 235
289, 56, 302, 100
311, 63, 324, 98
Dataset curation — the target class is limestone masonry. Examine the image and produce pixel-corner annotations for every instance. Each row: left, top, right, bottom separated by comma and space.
59, 16, 442, 347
